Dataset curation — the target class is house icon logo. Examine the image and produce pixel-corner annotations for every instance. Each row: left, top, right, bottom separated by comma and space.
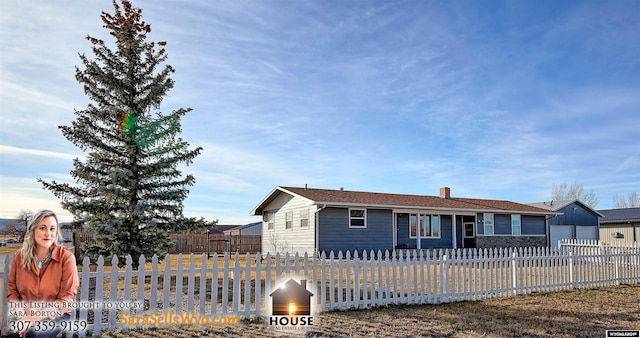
269, 279, 314, 316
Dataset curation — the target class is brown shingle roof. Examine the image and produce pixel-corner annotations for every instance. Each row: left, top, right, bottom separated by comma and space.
278, 186, 552, 214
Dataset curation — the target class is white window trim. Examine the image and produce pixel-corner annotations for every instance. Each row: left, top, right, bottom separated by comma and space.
349, 208, 367, 228
420, 215, 430, 238
285, 210, 293, 230
430, 215, 441, 239
264, 211, 275, 231
300, 208, 309, 228
483, 213, 494, 236
511, 214, 521, 236
409, 214, 418, 238
409, 214, 441, 239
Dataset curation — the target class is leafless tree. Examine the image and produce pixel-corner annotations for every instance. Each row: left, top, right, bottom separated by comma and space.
613, 192, 639, 208
268, 232, 290, 254
551, 181, 599, 208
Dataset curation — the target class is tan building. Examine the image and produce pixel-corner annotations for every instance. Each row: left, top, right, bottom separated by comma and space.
598, 208, 640, 246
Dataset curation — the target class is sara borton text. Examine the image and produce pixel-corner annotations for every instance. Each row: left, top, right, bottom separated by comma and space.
8, 301, 63, 318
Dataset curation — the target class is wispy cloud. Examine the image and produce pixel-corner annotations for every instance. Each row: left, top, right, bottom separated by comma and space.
0, 145, 81, 160
0, 176, 72, 220
0, 81, 76, 111
616, 153, 639, 172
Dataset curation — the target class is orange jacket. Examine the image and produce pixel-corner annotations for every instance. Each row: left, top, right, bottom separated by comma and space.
6, 244, 79, 313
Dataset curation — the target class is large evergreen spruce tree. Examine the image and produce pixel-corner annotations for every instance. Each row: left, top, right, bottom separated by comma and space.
39, 0, 204, 266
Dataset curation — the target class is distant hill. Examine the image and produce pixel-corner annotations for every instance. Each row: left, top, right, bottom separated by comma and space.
0, 218, 69, 232
0, 218, 25, 232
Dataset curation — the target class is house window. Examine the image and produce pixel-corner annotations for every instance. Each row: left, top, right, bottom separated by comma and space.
409, 214, 441, 238
285, 211, 293, 230
511, 214, 521, 235
264, 211, 274, 230
300, 208, 309, 228
483, 213, 494, 236
349, 209, 366, 228
420, 215, 430, 237
432, 215, 440, 237
465, 223, 475, 237
409, 214, 418, 238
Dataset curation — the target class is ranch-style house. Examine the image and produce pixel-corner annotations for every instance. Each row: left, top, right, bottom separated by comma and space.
252, 186, 560, 255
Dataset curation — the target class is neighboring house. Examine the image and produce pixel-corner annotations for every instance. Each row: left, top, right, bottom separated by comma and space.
598, 207, 640, 245
0, 218, 18, 230
251, 186, 558, 255
209, 224, 240, 235
223, 222, 262, 236
528, 200, 602, 248
223, 222, 263, 253
0, 218, 26, 236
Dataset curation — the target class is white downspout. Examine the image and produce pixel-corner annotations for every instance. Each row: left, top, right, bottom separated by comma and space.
315, 204, 326, 256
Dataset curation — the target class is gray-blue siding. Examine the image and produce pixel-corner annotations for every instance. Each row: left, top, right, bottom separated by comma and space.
396, 214, 453, 249
318, 208, 393, 254
522, 215, 546, 235
495, 214, 511, 235
548, 203, 599, 226
477, 214, 545, 235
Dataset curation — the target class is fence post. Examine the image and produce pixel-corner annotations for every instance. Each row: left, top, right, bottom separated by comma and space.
255, 253, 262, 316
568, 252, 574, 289
244, 252, 252, 317
440, 254, 448, 302
233, 252, 241, 315
511, 251, 518, 296
614, 252, 620, 286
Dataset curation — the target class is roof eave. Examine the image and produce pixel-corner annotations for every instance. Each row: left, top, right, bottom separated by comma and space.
600, 219, 640, 224
315, 201, 561, 215
250, 186, 315, 215
250, 186, 285, 216
529, 200, 604, 217
571, 200, 605, 217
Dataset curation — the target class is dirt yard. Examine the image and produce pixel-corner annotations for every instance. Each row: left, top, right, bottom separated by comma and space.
100, 284, 640, 338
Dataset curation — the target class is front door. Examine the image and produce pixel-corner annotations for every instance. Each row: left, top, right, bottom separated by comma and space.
463, 222, 476, 248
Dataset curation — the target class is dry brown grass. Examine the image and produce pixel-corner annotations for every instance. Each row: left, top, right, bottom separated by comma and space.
0, 243, 21, 255
98, 284, 640, 338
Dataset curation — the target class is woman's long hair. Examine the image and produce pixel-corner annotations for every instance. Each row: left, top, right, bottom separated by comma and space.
19, 209, 63, 271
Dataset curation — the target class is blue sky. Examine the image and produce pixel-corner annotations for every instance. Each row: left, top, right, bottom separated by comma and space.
1, 0, 639, 224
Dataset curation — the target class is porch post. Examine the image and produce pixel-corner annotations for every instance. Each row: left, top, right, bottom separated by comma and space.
452, 214, 457, 249
392, 211, 397, 250
416, 215, 421, 250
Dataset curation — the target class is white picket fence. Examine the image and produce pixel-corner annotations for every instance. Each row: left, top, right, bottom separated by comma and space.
559, 238, 639, 249
1, 240, 639, 337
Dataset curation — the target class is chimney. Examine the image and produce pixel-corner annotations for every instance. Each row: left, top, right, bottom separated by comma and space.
439, 187, 451, 199
300, 280, 306, 289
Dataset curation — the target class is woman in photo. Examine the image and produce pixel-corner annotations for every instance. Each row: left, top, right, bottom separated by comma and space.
6, 209, 79, 338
